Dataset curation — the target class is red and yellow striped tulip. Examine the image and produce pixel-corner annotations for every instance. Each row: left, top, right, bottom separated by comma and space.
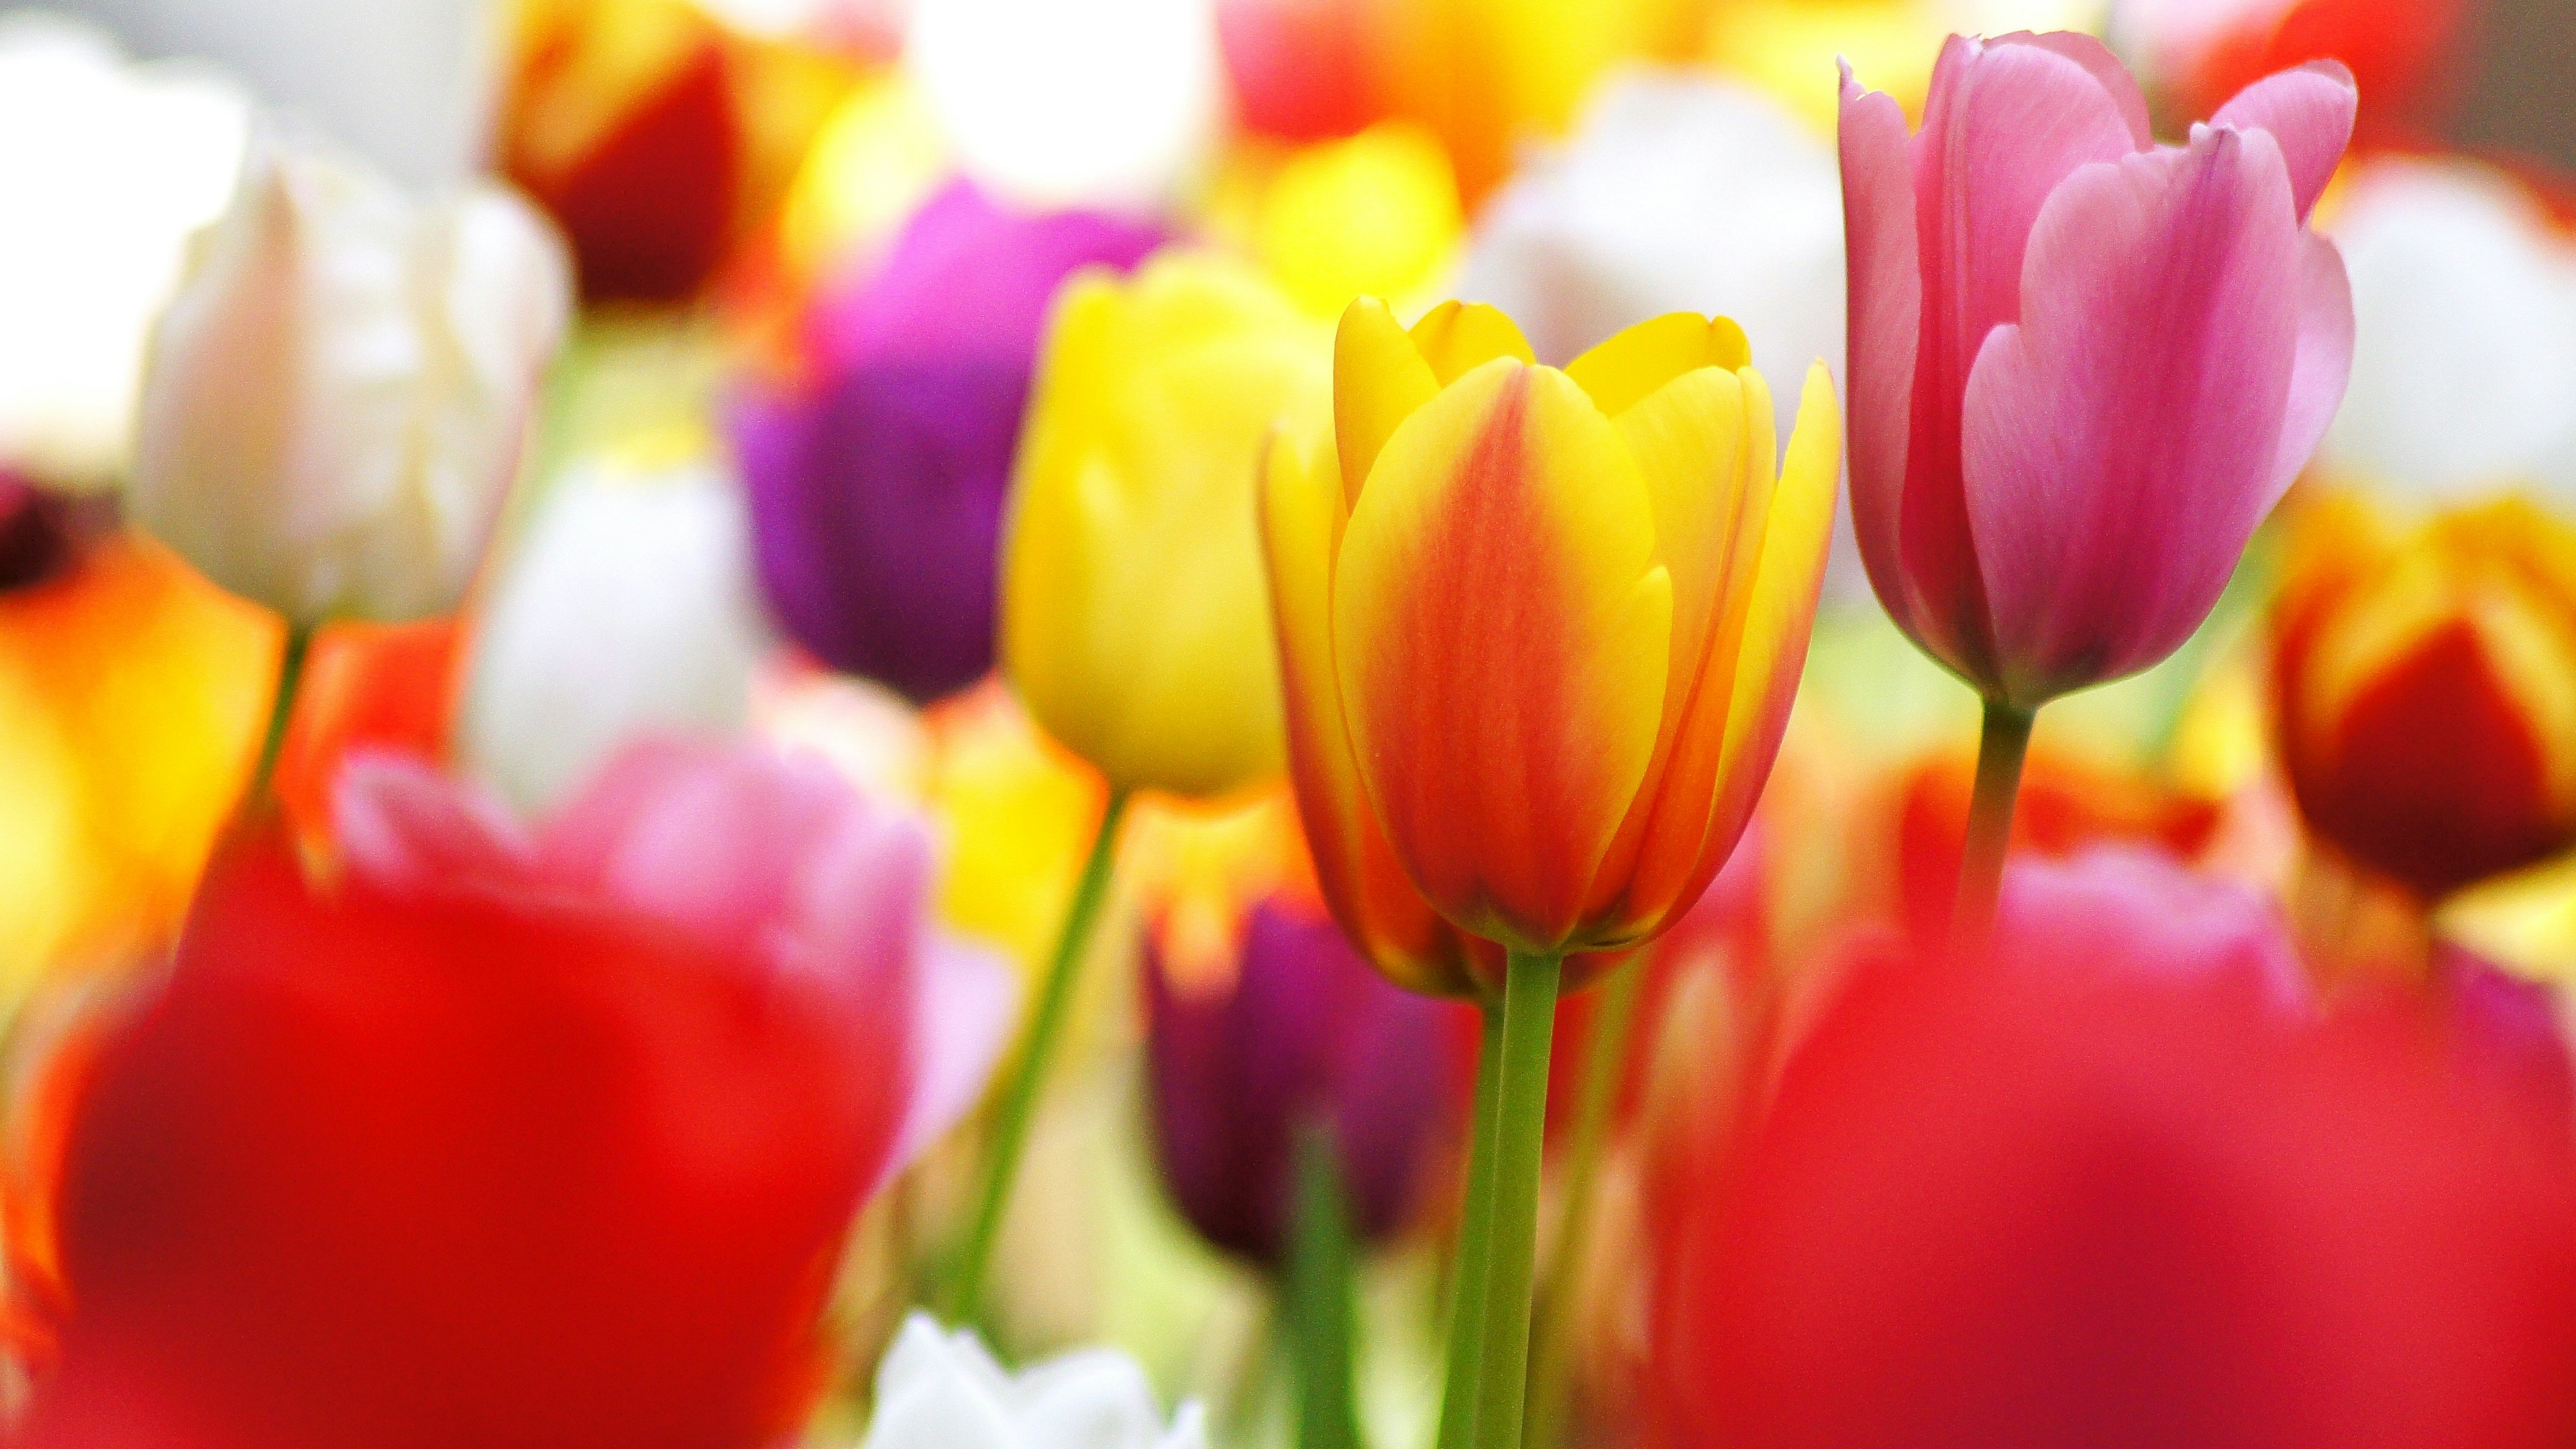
1260, 299, 1838, 965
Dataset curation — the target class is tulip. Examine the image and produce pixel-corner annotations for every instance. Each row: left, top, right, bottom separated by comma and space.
1003, 250, 1327, 800
2271, 492, 2576, 900
13, 741, 1015, 1449
128, 136, 571, 630
1644, 856, 2576, 1449
0, 475, 113, 592
1263, 295, 1837, 1449
459, 455, 769, 814
0, 16, 248, 491
270, 617, 462, 847
0, 531, 272, 981
2123, 0, 2479, 149
1244, 121, 1463, 320
2317, 157, 2576, 510
734, 180, 1161, 705
1145, 891, 1475, 1267
1215, 0, 1375, 142
1839, 34, 2357, 934
859, 1313, 1207, 1449
502, 0, 846, 301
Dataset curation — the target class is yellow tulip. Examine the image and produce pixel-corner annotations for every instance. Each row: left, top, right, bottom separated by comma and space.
1003, 251, 1330, 800
1262, 299, 1838, 958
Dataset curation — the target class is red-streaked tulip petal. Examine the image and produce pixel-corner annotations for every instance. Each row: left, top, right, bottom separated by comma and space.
1963, 127, 2304, 705
2213, 60, 2358, 223
1334, 298, 1440, 507
1334, 360, 1670, 951
1258, 429, 1474, 994
1566, 313, 1753, 419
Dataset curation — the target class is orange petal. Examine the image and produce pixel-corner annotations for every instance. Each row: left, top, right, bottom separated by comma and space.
1331, 359, 1669, 952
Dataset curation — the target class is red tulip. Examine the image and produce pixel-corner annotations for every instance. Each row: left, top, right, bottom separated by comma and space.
1644, 853, 2576, 1448
9, 741, 1014, 1449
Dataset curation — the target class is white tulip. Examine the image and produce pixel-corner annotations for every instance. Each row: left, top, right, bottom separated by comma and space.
459, 457, 769, 816
860, 1314, 1208, 1449
1460, 69, 1855, 590
129, 135, 570, 625
0, 15, 248, 490
2318, 157, 2576, 508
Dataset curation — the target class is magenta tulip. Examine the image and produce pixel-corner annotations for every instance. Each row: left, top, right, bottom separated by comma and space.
1840, 34, 2357, 707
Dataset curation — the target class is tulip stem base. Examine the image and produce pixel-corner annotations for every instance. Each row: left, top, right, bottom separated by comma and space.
1288, 1122, 1362, 1449
947, 787, 1130, 1324
1467, 950, 1562, 1449
1524, 949, 1642, 1448
1955, 698, 2035, 948
1437, 1002, 1508, 1449
247, 625, 314, 810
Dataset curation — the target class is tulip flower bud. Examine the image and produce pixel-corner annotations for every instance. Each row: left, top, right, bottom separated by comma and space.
1002, 251, 1329, 800
1839, 35, 2357, 708
129, 137, 571, 629
13, 743, 1016, 1449
2272, 493, 2576, 900
1263, 298, 1837, 961
735, 180, 1161, 706
1145, 892, 1476, 1268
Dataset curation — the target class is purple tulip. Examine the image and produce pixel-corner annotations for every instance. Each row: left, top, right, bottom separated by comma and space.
1146, 895, 1477, 1269
733, 180, 1162, 704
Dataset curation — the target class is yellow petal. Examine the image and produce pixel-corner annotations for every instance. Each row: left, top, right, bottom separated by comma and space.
1407, 299, 1536, 384
1613, 364, 1751, 680
1567, 312, 1754, 419
1334, 297, 1440, 508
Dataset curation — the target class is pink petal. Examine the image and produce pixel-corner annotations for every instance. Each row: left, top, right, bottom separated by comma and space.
1998, 845, 2308, 1010
1992, 31, 2152, 149
1898, 33, 2148, 682
1839, 60, 1925, 641
539, 739, 860, 951
2272, 231, 2355, 491
1961, 127, 2305, 704
334, 749, 533, 892
878, 932, 1018, 1189
2213, 60, 2357, 223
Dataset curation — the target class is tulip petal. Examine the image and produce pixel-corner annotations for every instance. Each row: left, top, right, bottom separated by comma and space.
1567, 313, 1753, 419
1992, 31, 2152, 150
2272, 231, 2355, 492
335, 749, 534, 891
880, 932, 1017, 1187
1837, 63, 1921, 634
1963, 128, 2305, 704
1334, 297, 1441, 505
2213, 60, 2357, 223
1258, 430, 1470, 993
1334, 361, 1669, 950
1407, 299, 1536, 384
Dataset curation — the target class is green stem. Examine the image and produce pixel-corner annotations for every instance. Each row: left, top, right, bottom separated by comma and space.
1288, 1122, 1363, 1449
1523, 951, 1642, 1448
246, 625, 314, 809
945, 788, 1130, 1321
1468, 950, 1562, 1449
1435, 1003, 1507, 1449
1953, 698, 2036, 949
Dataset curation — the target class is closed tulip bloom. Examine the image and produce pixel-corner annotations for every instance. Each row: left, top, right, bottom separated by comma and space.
1145, 892, 1476, 1267
129, 138, 571, 628
1003, 252, 1328, 800
1263, 299, 1838, 958
735, 180, 1161, 705
13, 741, 1015, 1449
1840, 34, 2357, 709
460, 455, 769, 814
2273, 493, 2576, 900
1645, 857, 2576, 1449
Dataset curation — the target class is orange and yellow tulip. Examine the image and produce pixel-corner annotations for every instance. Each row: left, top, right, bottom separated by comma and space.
2273, 492, 2576, 900
1260, 299, 1839, 965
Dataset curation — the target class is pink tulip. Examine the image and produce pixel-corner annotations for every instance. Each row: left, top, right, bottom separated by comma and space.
1840, 33, 2357, 707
